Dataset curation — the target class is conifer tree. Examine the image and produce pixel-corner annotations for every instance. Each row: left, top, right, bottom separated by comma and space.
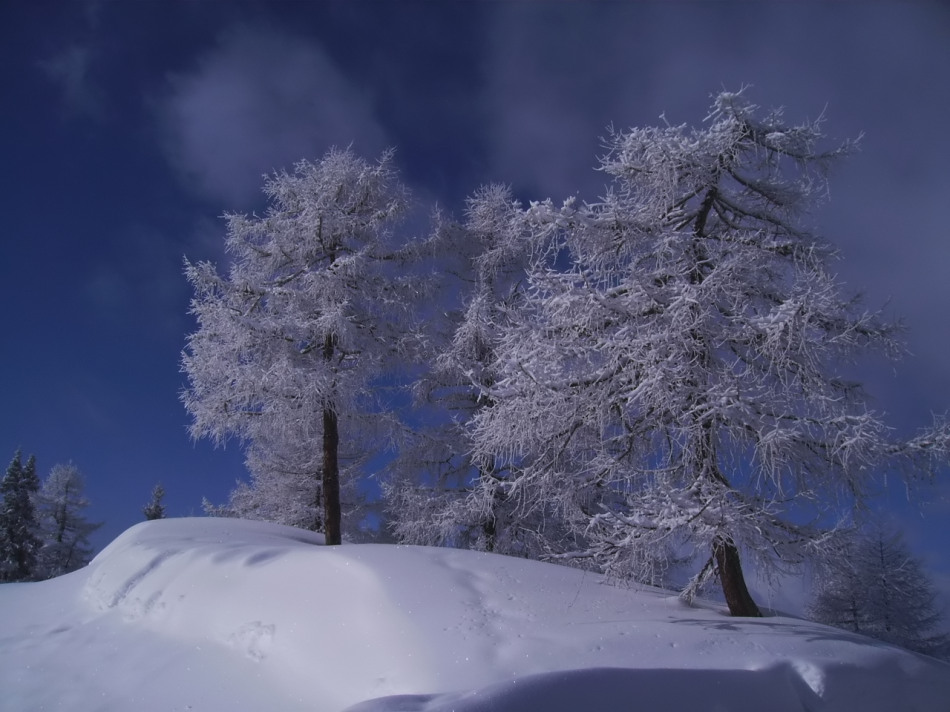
809, 528, 950, 659
0, 451, 41, 582
143, 483, 166, 521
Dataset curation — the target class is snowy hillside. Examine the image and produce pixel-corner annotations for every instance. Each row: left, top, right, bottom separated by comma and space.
1, 518, 947, 711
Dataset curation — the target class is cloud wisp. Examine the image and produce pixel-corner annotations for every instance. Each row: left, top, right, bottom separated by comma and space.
158, 25, 388, 208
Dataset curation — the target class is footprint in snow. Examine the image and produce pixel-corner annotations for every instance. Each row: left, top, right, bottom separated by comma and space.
228, 621, 275, 662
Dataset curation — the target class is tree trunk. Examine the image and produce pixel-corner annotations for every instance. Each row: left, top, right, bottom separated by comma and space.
321, 331, 342, 546
322, 404, 342, 546
713, 535, 762, 617
479, 462, 499, 553
482, 494, 497, 553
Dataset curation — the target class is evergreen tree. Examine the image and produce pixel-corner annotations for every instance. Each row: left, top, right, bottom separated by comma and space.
34, 463, 100, 579
143, 483, 166, 521
809, 528, 950, 660
0, 452, 42, 582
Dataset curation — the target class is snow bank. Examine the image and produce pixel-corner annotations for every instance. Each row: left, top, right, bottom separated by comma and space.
1, 517, 947, 711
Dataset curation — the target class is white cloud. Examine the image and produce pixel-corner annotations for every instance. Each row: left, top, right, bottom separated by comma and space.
159, 25, 388, 207
481, 4, 620, 201
481, 4, 731, 203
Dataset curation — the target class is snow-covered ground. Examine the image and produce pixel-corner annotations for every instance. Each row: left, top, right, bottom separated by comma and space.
1, 518, 947, 711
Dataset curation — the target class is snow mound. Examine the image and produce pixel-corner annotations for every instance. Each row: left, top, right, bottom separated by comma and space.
2, 517, 948, 712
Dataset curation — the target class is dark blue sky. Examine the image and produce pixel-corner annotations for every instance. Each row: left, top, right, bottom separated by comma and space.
2, 1, 949, 594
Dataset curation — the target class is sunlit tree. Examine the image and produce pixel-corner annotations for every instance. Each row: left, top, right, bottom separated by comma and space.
182, 148, 420, 545
465, 92, 950, 615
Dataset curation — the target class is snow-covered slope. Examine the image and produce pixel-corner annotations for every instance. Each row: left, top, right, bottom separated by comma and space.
1, 518, 947, 711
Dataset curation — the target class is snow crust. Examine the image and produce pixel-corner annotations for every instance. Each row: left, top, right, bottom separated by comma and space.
1, 517, 947, 711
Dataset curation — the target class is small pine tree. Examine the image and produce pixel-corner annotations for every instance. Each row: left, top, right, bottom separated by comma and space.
143, 483, 166, 521
34, 462, 101, 579
809, 528, 950, 660
0, 452, 42, 582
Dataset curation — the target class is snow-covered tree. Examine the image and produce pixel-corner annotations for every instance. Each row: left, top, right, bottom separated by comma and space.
143, 483, 166, 521
35, 462, 100, 579
809, 528, 949, 659
182, 148, 420, 545
465, 91, 950, 616
384, 185, 568, 555
0, 451, 41, 582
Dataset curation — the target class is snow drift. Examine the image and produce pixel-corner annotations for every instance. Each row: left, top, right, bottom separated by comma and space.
1, 518, 947, 711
